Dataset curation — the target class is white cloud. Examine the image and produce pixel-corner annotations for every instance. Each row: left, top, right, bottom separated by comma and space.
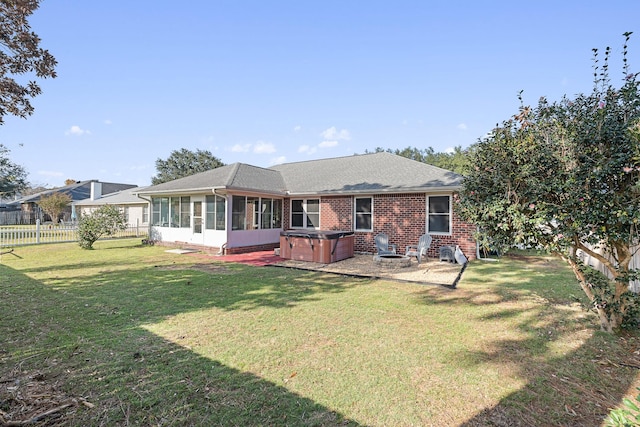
320, 126, 351, 141
402, 119, 409, 126
445, 147, 455, 154
270, 156, 287, 165
230, 143, 251, 153
457, 123, 468, 130
65, 125, 91, 136
253, 140, 276, 154
298, 144, 317, 155
293, 125, 302, 132
104, 119, 112, 125
319, 140, 338, 148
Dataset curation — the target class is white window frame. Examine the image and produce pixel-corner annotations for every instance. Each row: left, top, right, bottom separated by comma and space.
427, 195, 452, 235
205, 195, 226, 231
232, 195, 283, 231
354, 196, 373, 231
290, 198, 320, 229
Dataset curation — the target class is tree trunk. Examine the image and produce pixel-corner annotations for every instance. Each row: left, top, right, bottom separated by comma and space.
563, 254, 614, 332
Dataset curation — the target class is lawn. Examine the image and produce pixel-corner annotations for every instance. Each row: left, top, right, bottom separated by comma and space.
1, 239, 639, 426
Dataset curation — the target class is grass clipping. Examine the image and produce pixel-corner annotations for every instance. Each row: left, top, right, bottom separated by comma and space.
0, 365, 94, 426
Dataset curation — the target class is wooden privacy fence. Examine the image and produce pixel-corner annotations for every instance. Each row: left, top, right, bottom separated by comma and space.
577, 243, 640, 293
0, 220, 148, 248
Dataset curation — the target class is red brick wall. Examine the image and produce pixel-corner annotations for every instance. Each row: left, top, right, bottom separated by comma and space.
281, 193, 476, 260
321, 196, 353, 230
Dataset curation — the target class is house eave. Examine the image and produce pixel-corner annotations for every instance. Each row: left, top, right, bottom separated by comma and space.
135, 186, 287, 198
285, 185, 462, 198
134, 187, 220, 197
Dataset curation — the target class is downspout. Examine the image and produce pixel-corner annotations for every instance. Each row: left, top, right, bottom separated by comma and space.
213, 188, 227, 255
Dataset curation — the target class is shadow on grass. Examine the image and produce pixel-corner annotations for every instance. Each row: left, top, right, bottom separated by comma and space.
0, 259, 364, 425
418, 255, 640, 426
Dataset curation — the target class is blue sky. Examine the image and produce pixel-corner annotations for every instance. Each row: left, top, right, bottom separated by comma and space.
2, 1, 639, 187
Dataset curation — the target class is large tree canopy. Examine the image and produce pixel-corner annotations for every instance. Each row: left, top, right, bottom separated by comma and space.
0, 143, 27, 196
368, 146, 470, 175
459, 33, 640, 332
0, 0, 57, 124
152, 148, 225, 185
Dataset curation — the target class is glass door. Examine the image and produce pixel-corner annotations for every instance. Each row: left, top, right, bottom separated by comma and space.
193, 201, 202, 234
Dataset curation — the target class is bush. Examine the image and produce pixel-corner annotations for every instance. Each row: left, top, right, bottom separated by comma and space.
605, 388, 640, 426
77, 205, 127, 249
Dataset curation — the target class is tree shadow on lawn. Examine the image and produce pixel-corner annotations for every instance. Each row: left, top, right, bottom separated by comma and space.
418, 257, 640, 426
0, 262, 363, 425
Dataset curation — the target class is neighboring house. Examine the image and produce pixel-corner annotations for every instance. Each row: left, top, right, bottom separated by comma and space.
7, 180, 137, 223
136, 152, 477, 259
74, 186, 150, 227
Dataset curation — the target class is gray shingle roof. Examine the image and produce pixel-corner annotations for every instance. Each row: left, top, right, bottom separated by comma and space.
137, 152, 463, 197
137, 163, 287, 195
74, 187, 149, 206
9, 181, 137, 205
270, 152, 463, 195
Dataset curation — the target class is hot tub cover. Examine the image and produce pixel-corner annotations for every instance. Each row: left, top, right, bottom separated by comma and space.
280, 230, 354, 240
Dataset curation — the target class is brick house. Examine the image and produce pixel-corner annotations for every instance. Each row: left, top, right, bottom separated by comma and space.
136, 152, 476, 259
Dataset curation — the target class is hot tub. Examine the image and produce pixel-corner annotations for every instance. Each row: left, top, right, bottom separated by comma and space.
280, 230, 355, 263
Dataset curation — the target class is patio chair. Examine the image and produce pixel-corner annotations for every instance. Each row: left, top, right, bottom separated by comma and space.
405, 233, 432, 264
375, 233, 397, 255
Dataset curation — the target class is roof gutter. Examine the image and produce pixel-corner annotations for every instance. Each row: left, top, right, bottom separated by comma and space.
284, 185, 462, 198
134, 186, 224, 197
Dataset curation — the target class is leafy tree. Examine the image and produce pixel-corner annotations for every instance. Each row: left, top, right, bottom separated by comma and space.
0, 0, 57, 124
38, 192, 71, 222
0, 144, 27, 196
21, 183, 49, 195
367, 146, 470, 175
77, 205, 127, 249
151, 148, 225, 185
458, 33, 640, 332
64, 178, 77, 185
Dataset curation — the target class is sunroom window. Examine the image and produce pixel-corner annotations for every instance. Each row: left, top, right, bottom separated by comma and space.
232, 195, 283, 230
205, 195, 226, 230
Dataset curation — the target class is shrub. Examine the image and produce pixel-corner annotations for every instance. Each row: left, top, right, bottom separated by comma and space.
77, 205, 127, 249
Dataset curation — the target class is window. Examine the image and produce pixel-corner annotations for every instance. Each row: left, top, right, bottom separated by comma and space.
428, 195, 451, 234
272, 199, 282, 228
260, 198, 282, 229
180, 196, 191, 228
261, 199, 273, 229
232, 196, 246, 230
152, 197, 169, 226
354, 197, 372, 231
247, 197, 259, 230
193, 201, 202, 233
124, 206, 130, 223
232, 195, 283, 230
142, 205, 149, 224
291, 199, 320, 229
151, 197, 190, 228
171, 197, 180, 227
205, 195, 226, 230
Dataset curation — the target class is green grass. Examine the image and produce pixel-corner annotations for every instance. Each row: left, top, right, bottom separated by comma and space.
1, 239, 639, 426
